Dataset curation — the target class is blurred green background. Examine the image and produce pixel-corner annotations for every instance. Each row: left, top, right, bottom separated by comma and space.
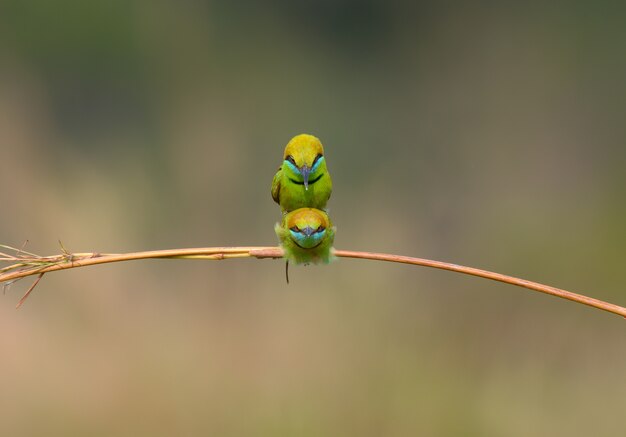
1, 1, 625, 435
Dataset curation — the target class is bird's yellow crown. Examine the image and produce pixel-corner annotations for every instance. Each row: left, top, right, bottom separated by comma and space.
285, 207, 330, 232
283, 134, 325, 168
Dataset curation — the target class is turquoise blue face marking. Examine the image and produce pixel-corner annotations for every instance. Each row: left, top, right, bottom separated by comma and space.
284, 159, 300, 176
310, 156, 325, 173
283, 156, 325, 178
289, 229, 327, 248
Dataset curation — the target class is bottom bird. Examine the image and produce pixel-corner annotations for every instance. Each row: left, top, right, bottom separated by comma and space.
274, 207, 336, 283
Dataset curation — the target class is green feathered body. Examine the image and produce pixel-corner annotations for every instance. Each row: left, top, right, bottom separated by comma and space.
271, 134, 332, 213
272, 165, 332, 212
275, 208, 336, 265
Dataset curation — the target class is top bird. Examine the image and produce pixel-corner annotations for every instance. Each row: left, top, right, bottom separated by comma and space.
271, 134, 332, 213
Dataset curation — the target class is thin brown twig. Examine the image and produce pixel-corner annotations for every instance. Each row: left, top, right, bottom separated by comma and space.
330, 250, 626, 318
16, 272, 44, 309
0, 246, 623, 318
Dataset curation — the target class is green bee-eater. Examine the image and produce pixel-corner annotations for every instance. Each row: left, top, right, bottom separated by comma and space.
275, 207, 336, 282
271, 134, 332, 213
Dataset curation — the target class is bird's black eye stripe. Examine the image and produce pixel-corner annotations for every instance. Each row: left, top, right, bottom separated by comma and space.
315, 226, 324, 233
312, 153, 323, 166
290, 226, 300, 233
286, 155, 296, 166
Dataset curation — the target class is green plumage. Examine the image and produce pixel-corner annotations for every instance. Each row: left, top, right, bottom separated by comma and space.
271, 134, 332, 213
275, 208, 336, 265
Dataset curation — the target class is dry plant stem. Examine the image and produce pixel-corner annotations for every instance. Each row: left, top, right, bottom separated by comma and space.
16, 273, 43, 309
0, 246, 624, 318
332, 250, 626, 318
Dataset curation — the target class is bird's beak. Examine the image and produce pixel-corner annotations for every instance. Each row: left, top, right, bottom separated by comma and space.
302, 226, 315, 237
300, 164, 310, 190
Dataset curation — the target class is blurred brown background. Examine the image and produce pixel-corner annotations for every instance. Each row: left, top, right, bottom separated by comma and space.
1, 1, 625, 435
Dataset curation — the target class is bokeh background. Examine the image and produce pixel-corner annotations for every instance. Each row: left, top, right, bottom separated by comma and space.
1, 1, 625, 435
